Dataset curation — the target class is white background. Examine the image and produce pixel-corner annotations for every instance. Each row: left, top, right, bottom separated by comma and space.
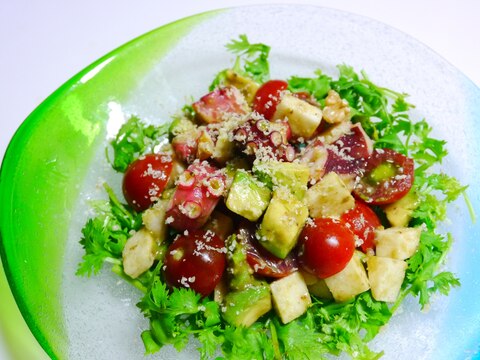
1, 1, 479, 359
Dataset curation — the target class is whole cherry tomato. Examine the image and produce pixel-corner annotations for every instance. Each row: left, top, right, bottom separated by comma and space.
164, 229, 226, 296
297, 218, 355, 279
340, 201, 381, 253
353, 148, 414, 205
252, 80, 288, 120
122, 154, 173, 212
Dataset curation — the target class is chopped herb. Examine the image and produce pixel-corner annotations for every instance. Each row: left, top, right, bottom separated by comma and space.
108, 116, 170, 172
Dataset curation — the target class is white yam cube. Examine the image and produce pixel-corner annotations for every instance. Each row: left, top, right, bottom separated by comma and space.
306, 172, 355, 218
324, 253, 370, 302
375, 227, 421, 260
122, 228, 159, 279
142, 200, 168, 240
367, 256, 407, 302
317, 121, 351, 144
272, 94, 322, 138
270, 272, 311, 323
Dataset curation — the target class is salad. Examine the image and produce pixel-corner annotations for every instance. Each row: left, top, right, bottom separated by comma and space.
77, 35, 470, 359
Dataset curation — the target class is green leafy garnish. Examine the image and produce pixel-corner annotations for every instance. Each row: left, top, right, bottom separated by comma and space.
210, 34, 270, 90
76, 183, 142, 276
109, 116, 170, 172
288, 70, 331, 101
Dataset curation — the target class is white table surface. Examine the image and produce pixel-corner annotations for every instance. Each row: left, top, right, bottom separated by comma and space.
1, 1, 479, 359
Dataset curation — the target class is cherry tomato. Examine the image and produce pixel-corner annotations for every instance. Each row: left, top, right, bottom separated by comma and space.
122, 154, 173, 212
252, 80, 288, 120
237, 222, 298, 278
164, 229, 226, 296
297, 218, 355, 279
353, 148, 414, 205
340, 201, 381, 253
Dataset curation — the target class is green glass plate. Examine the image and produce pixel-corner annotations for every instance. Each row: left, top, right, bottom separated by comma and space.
0, 10, 219, 359
1, 5, 479, 360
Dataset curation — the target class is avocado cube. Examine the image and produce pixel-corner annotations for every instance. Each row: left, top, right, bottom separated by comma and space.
307, 278, 333, 300
222, 285, 272, 327
384, 190, 419, 227
367, 256, 407, 303
226, 170, 271, 221
254, 161, 310, 200
257, 189, 309, 259
375, 227, 421, 260
224, 70, 260, 105
324, 252, 370, 302
270, 272, 311, 323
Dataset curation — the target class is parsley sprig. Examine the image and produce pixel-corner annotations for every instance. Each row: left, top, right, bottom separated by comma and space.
108, 116, 170, 172
210, 34, 271, 90
76, 183, 142, 276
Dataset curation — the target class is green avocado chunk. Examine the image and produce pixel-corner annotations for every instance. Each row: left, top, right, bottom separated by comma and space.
253, 161, 309, 200
226, 170, 271, 221
257, 188, 309, 259
222, 285, 272, 327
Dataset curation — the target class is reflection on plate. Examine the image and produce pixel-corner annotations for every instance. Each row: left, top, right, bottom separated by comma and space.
0, 5, 479, 360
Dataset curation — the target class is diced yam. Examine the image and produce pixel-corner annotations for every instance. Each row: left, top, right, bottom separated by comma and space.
306, 172, 355, 218
317, 121, 351, 144
270, 272, 311, 323
375, 227, 421, 260
142, 200, 168, 240
324, 253, 370, 302
272, 94, 322, 138
122, 228, 159, 279
367, 256, 407, 302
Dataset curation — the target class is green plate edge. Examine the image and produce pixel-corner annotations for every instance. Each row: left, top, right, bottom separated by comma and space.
0, 9, 221, 360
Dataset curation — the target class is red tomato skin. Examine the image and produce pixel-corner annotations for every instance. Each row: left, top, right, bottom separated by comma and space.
353, 148, 414, 205
122, 154, 173, 212
252, 80, 288, 120
164, 230, 226, 296
297, 218, 355, 279
237, 222, 298, 278
340, 201, 381, 253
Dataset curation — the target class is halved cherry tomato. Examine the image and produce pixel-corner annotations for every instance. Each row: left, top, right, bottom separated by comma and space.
122, 154, 173, 212
252, 80, 288, 120
340, 201, 381, 253
353, 148, 414, 205
237, 222, 298, 278
164, 229, 226, 296
297, 218, 355, 279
